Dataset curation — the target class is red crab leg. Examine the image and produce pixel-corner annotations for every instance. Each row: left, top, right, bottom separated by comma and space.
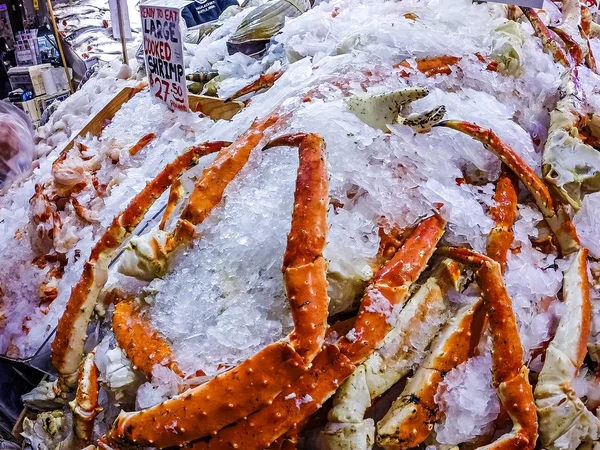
113, 299, 185, 379
159, 179, 184, 230
69, 350, 102, 446
173, 114, 283, 245
183, 216, 446, 450
264, 133, 329, 361
436, 247, 538, 450
101, 132, 328, 448
435, 120, 581, 255
128, 133, 157, 156
186, 345, 355, 450
486, 166, 519, 271
376, 172, 517, 449
535, 248, 595, 447
225, 71, 285, 103
377, 298, 486, 449
51, 141, 230, 390
520, 7, 570, 67
340, 214, 446, 364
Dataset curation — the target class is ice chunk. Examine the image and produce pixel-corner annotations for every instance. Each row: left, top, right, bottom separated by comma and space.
434, 353, 500, 444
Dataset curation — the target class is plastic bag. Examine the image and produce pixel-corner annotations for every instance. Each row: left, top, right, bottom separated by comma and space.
0, 102, 34, 192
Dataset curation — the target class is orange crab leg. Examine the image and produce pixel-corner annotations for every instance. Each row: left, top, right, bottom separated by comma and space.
415, 56, 462, 77
521, 7, 570, 67
436, 247, 538, 450
340, 214, 446, 364
264, 133, 330, 361
70, 350, 102, 445
51, 141, 230, 390
486, 166, 519, 271
435, 120, 580, 255
548, 25, 585, 65
128, 133, 157, 156
182, 216, 446, 450
173, 114, 284, 245
225, 72, 285, 103
187, 345, 355, 450
113, 299, 185, 379
377, 298, 486, 449
101, 132, 328, 448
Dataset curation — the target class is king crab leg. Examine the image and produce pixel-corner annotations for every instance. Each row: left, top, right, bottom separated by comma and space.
434, 120, 581, 255
435, 247, 538, 450
128, 133, 157, 157
112, 298, 185, 380
375, 169, 518, 449
534, 248, 600, 448
520, 7, 570, 67
224, 72, 285, 103
51, 141, 231, 390
101, 131, 445, 449
180, 215, 446, 450
377, 298, 486, 450
70, 349, 102, 446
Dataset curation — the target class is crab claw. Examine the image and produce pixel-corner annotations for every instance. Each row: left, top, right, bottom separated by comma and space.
396, 105, 446, 133
346, 88, 429, 132
434, 120, 581, 255
548, 26, 585, 66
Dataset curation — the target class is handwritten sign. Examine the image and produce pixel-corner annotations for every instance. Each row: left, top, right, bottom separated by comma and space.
140, 3, 188, 111
484, 0, 543, 7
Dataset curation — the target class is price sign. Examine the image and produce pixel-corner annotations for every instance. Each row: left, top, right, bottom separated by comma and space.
484, 0, 543, 7
140, 3, 188, 112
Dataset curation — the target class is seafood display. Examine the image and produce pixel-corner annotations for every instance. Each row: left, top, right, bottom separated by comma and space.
54, 0, 142, 64
2, 0, 600, 449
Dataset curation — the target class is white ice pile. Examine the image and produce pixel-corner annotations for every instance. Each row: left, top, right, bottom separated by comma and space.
141, 0, 584, 380
0, 63, 216, 357
434, 353, 500, 444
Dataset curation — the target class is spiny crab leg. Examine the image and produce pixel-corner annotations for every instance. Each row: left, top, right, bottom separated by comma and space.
434, 120, 581, 255
112, 298, 185, 380
486, 166, 519, 270
377, 298, 486, 450
534, 248, 600, 448
69, 349, 102, 446
376, 171, 518, 449
520, 7, 570, 67
183, 215, 446, 450
172, 114, 284, 247
51, 141, 230, 390
435, 247, 538, 450
128, 133, 157, 157
101, 132, 329, 448
159, 178, 184, 231
224, 71, 285, 103
322, 259, 462, 450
